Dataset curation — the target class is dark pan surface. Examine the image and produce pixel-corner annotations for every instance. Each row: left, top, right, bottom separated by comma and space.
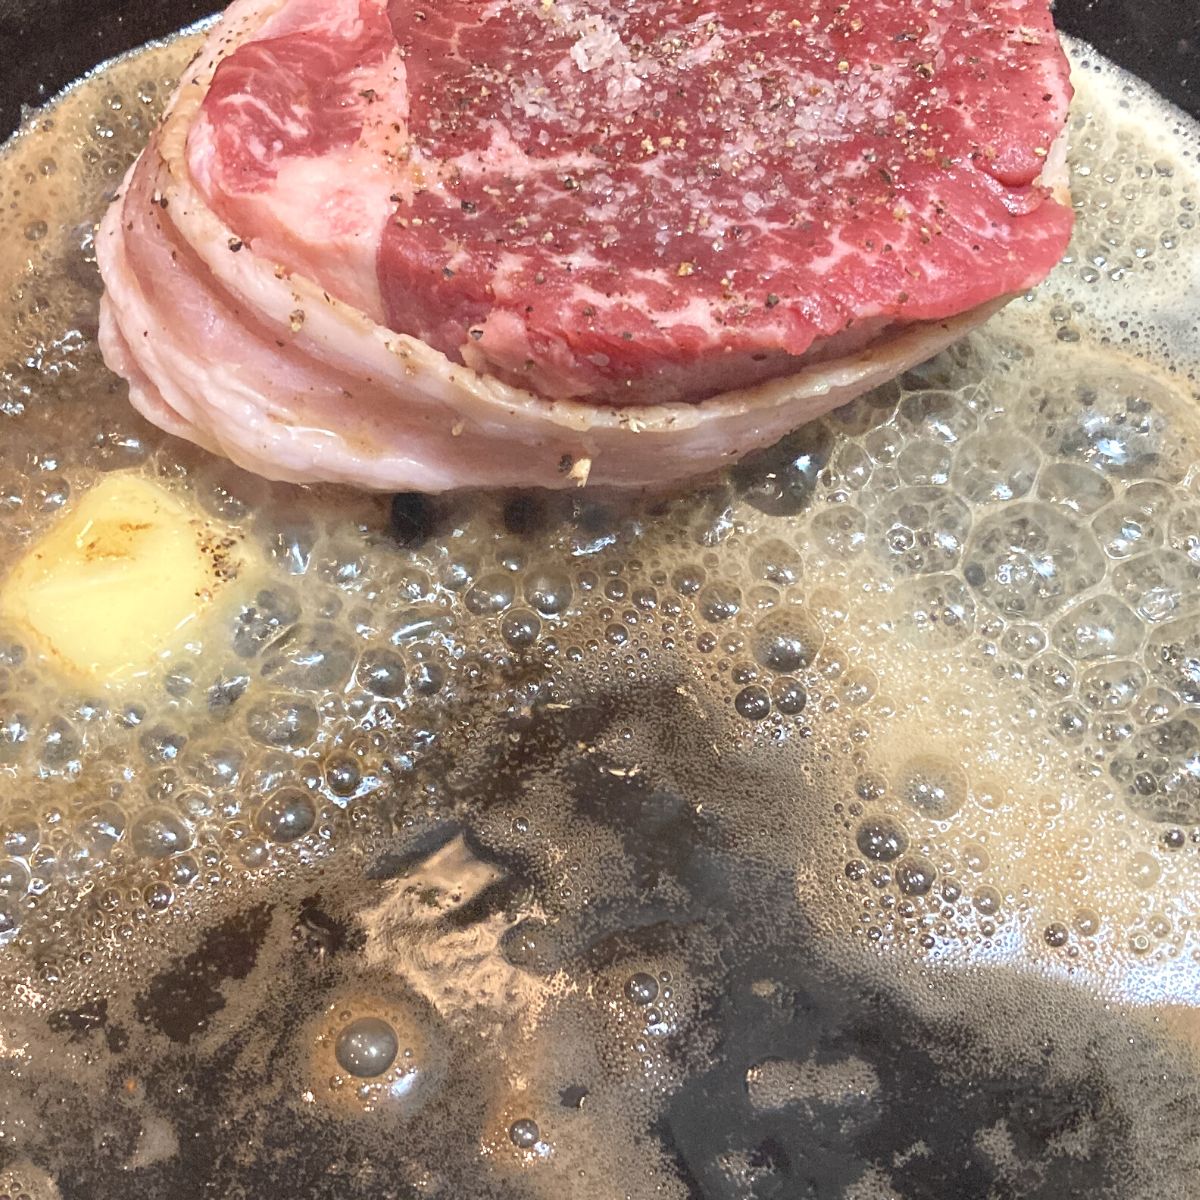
1058, 0, 1200, 116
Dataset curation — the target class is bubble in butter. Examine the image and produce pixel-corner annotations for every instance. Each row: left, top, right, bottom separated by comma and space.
0, 472, 255, 683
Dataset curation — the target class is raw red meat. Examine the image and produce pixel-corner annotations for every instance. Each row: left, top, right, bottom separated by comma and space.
97, 0, 1073, 489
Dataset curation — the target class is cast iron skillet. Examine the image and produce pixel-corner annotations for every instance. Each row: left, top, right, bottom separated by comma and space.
0, 4, 1197, 1200
0, 0, 1198, 135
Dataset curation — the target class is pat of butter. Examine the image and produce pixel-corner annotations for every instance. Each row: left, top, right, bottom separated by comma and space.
0, 472, 256, 683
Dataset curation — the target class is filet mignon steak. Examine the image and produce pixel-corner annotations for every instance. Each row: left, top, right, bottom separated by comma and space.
97, 0, 1073, 489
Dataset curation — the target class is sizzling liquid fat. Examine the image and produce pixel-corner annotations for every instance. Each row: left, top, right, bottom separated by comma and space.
0, 27, 1198, 1200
